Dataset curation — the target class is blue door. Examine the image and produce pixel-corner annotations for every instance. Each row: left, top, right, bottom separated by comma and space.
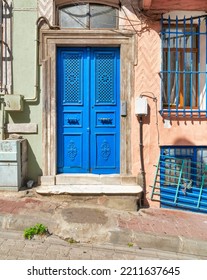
57, 47, 120, 174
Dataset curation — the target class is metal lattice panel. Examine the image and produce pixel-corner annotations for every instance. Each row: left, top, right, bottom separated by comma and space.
63, 53, 82, 104
95, 53, 114, 104
150, 146, 207, 214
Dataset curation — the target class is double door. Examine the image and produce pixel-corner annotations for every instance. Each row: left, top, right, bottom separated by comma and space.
57, 47, 120, 174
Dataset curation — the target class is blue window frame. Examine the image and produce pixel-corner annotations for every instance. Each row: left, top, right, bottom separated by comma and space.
160, 147, 207, 187
160, 15, 207, 117
158, 146, 207, 213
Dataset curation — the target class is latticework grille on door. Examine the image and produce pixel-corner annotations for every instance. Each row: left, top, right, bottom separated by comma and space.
64, 53, 82, 103
96, 53, 115, 103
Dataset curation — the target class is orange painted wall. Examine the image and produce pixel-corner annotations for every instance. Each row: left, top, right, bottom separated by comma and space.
150, 0, 207, 11
121, 5, 207, 207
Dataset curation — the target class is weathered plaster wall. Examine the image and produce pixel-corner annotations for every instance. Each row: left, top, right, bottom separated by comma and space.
150, 0, 207, 11
9, 0, 42, 181
3, 0, 206, 198
126, 7, 207, 206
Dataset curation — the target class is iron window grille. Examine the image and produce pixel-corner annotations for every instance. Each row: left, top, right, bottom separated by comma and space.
160, 15, 207, 117
160, 147, 207, 187
0, 0, 2, 89
151, 146, 207, 213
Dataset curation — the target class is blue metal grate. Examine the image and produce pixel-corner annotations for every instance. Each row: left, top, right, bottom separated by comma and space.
63, 53, 82, 104
150, 146, 207, 213
160, 15, 207, 117
95, 53, 115, 104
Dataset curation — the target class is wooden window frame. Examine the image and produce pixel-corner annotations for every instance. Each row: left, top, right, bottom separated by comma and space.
162, 24, 199, 110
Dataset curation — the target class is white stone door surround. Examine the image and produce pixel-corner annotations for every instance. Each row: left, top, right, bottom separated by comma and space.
39, 29, 137, 182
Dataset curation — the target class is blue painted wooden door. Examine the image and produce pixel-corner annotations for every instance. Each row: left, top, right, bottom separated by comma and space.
57, 47, 120, 174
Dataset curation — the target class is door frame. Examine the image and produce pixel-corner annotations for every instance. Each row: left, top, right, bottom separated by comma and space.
40, 29, 137, 177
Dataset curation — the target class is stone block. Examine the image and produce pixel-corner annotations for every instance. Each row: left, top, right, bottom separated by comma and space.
39, 176, 55, 186
56, 175, 101, 185
121, 176, 137, 185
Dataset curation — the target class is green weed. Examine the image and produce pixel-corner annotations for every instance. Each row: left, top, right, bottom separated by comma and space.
66, 237, 80, 244
24, 223, 48, 240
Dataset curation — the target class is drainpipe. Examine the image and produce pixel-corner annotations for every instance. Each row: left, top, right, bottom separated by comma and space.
24, 17, 59, 102
23, 18, 40, 102
0, 1, 4, 139
0, 95, 5, 140
135, 96, 148, 207
138, 115, 146, 207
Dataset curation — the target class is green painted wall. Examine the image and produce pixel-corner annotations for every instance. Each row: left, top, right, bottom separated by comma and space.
9, 0, 42, 181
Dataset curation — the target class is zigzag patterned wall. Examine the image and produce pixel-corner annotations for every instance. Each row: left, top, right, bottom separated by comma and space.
38, 0, 53, 23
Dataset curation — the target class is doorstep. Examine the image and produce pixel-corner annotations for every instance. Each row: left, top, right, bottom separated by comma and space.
36, 184, 143, 195
39, 174, 139, 186
35, 184, 143, 211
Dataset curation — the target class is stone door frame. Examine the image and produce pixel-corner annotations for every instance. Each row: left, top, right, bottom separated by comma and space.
40, 29, 136, 177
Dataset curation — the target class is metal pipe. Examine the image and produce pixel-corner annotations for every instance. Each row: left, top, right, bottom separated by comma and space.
138, 115, 146, 207
24, 16, 60, 102
0, 0, 3, 87
23, 17, 39, 102
0, 95, 5, 140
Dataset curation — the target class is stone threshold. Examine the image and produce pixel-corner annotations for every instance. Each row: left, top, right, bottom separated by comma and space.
36, 184, 143, 195
39, 174, 139, 186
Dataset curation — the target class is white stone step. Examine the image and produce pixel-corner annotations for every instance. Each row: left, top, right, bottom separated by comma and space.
55, 174, 138, 185
36, 184, 143, 195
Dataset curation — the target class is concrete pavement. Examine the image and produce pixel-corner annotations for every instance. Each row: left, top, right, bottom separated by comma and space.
0, 229, 202, 260
0, 188, 206, 259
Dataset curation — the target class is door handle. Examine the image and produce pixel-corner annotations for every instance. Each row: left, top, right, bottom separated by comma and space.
98, 118, 112, 124
67, 118, 80, 124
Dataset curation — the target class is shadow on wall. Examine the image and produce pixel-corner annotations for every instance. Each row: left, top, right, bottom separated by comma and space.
173, 138, 195, 146
26, 141, 42, 184
8, 103, 32, 124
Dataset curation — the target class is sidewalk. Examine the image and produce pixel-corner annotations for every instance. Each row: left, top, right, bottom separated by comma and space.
0, 188, 206, 259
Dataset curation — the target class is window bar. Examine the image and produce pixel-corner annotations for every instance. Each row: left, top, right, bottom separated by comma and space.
190, 16, 193, 117
160, 16, 164, 115
197, 164, 206, 209
167, 16, 171, 117
183, 16, 186, 117
150, 157, 160, 200
175, 16, 179, 117
198, 18, 201, 117
206, 17, 207, 117
4, 0, 8, 88
174, 159, 185, 204
0, 0, 2, 89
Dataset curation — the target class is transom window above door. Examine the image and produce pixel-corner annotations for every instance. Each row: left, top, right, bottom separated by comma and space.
58, 4, 118, 29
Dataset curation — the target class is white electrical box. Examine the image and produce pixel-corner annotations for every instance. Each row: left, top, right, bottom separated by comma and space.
135, 97, 148, 116
4, 95, 24, 111
0, 139, 27, 190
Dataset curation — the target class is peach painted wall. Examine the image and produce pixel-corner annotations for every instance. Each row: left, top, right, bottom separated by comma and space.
150, 0, 207, 11
121, 5, 207, 206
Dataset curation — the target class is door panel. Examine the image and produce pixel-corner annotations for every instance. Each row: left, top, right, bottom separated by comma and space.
57, 47, 120, 174
90, 48, 120, 173
57, 48, 89, 173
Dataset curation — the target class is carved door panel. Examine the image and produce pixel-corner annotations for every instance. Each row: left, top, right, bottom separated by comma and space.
57, 47, 120, 174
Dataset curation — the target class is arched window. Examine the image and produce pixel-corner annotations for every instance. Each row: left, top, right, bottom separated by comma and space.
58, 3, 118, 29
